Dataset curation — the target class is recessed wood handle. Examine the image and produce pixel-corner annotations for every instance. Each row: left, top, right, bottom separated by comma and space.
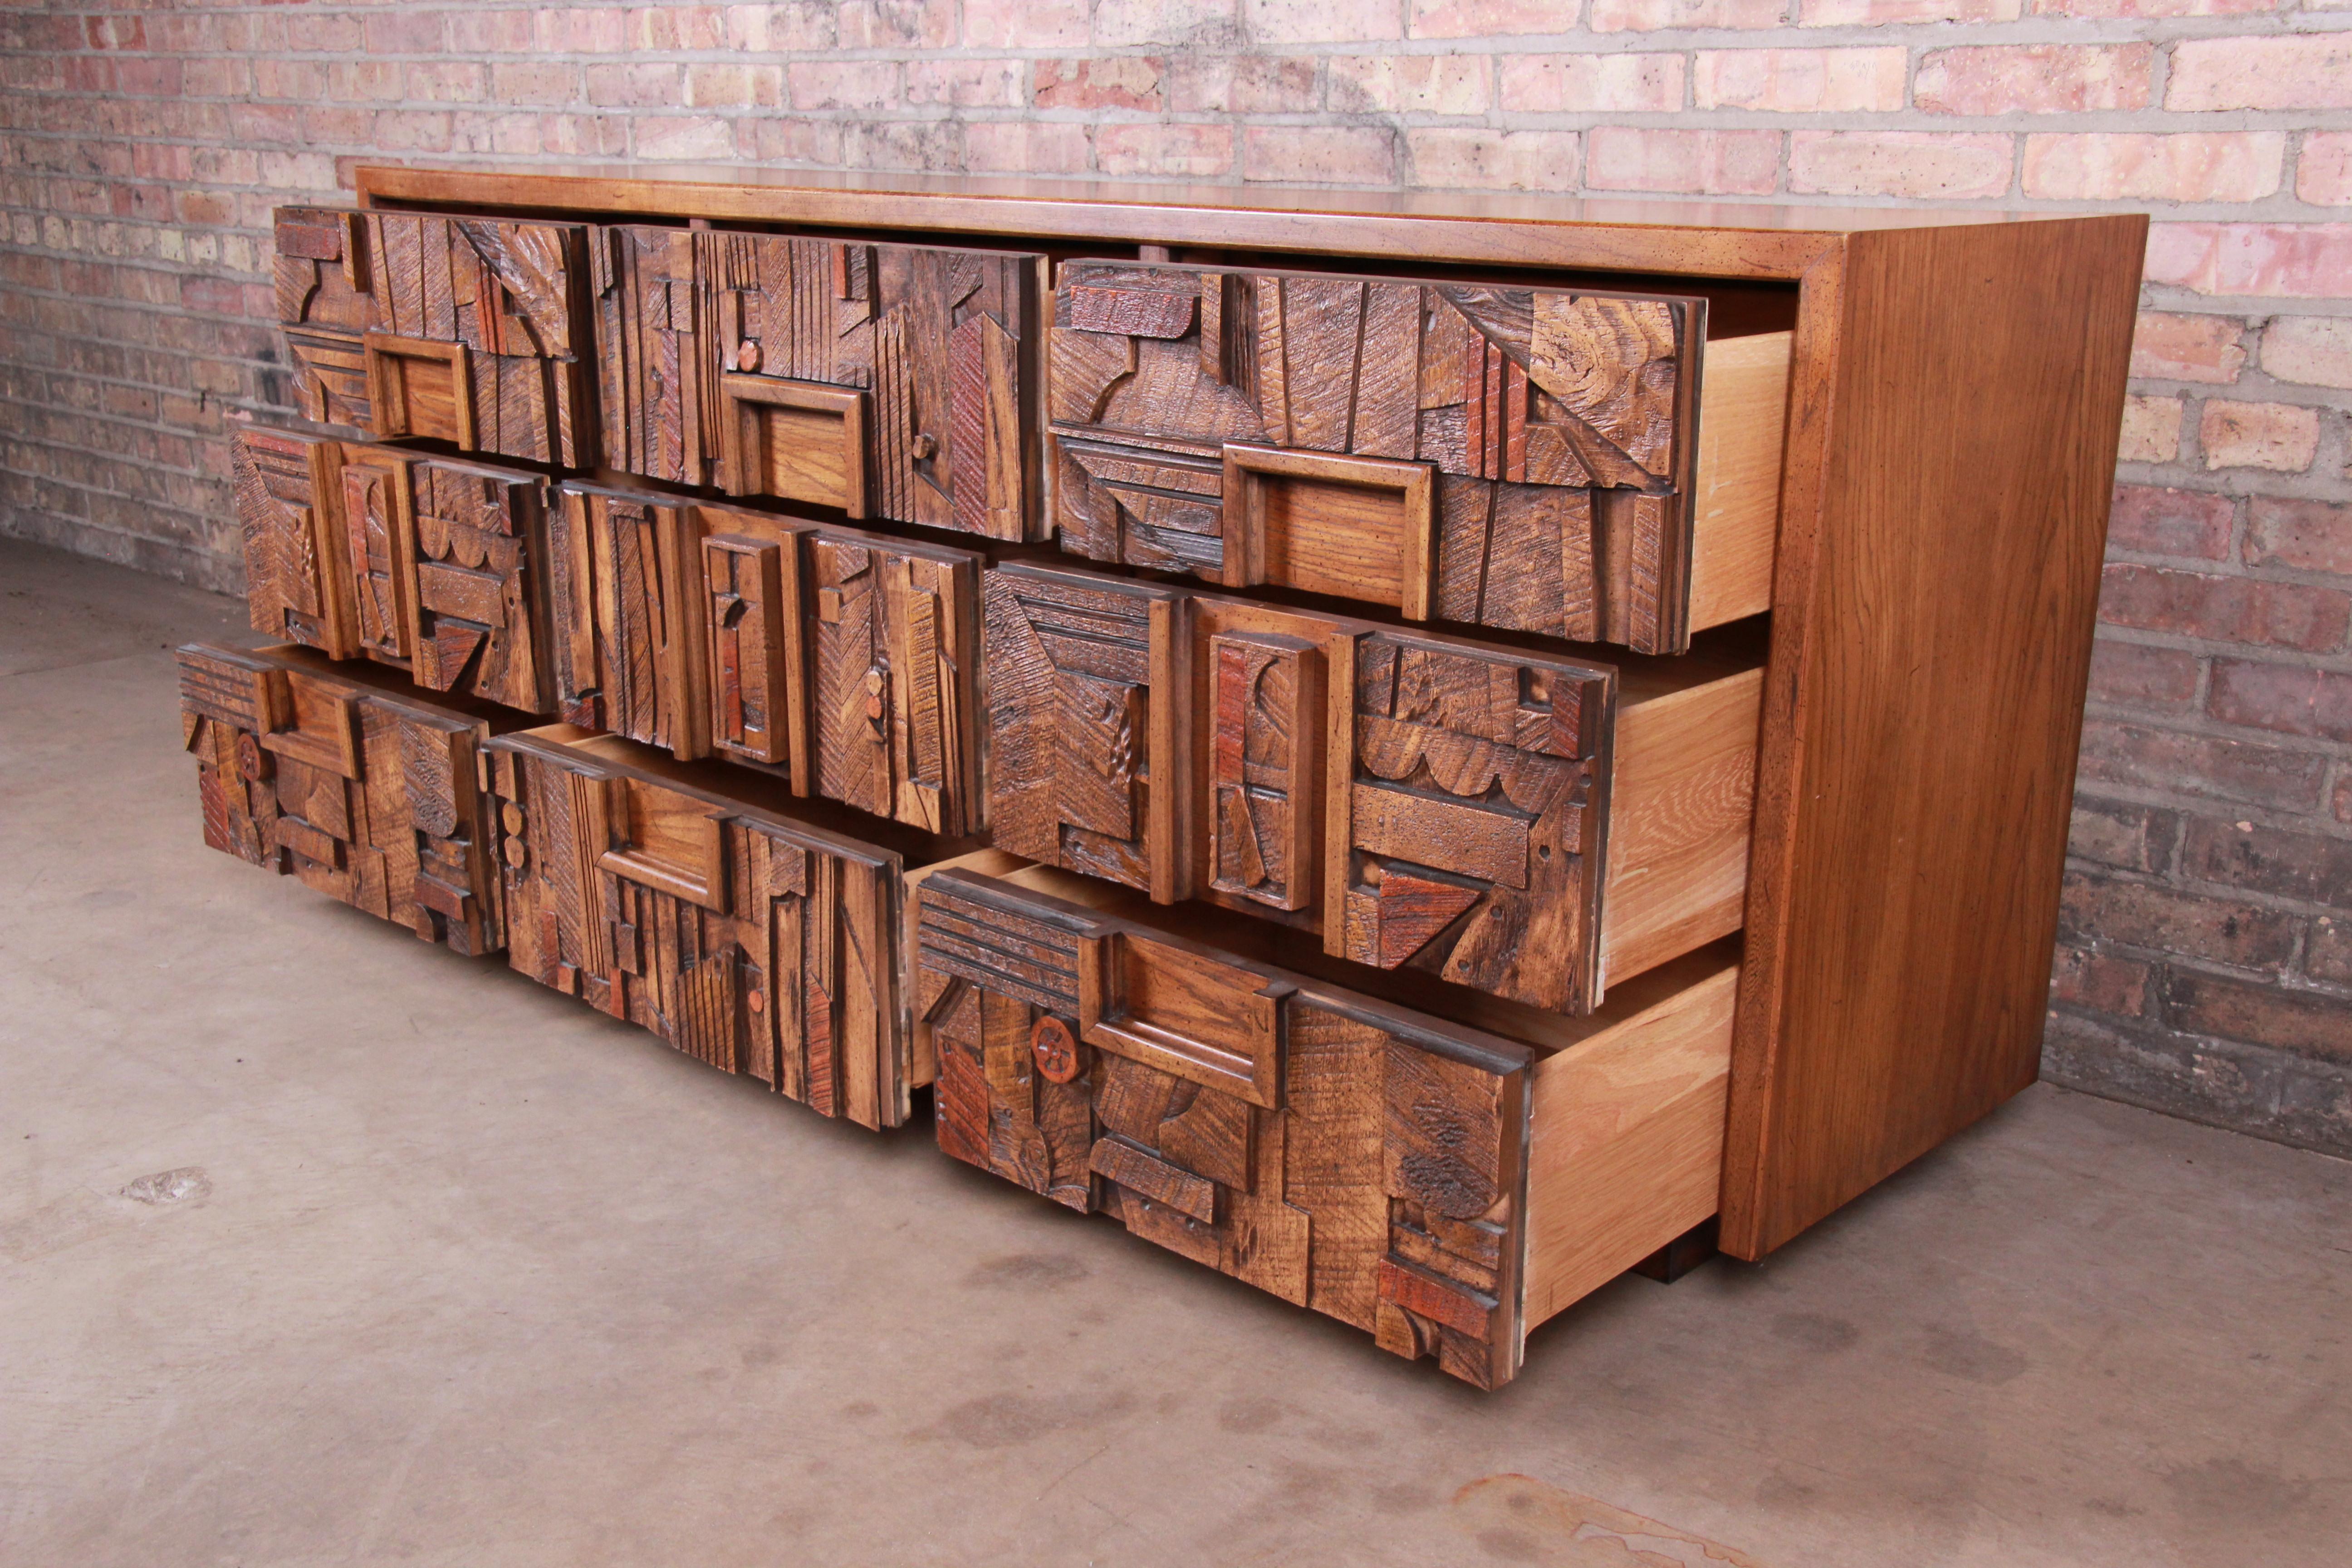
1220, 443, 1438, 620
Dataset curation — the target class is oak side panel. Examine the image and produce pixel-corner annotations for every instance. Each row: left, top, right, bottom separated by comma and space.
1721, 216, 2145, 1260
1520, 958, 1736, 1332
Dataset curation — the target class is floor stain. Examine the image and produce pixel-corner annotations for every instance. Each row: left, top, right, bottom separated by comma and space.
913, 1387, 1137, 1450
963, 1251, 1088, 1289
1217, 1396, 1284, 1434
1921, 1325, 2028, 1386
1454, 1474, 1769, 1567
122, 1166, 210, 1205
1771, 1312, 1859, 1352
2164, 1456, 2315, 1526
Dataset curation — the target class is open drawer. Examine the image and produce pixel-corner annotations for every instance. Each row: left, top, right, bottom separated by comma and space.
911, 854, 1735, 1390
986, 562, 1763, 1015
1047, 257, 1788, 656
483, 724, 961, 1128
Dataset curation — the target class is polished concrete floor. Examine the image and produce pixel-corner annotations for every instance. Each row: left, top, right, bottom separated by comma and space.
2, 537, 2346, 1567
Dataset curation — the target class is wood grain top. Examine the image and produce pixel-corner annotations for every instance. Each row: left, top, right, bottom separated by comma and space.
353, 164, 2106, 281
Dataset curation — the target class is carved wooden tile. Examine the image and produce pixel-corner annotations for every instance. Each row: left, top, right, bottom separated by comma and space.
917, 867, 1529, 1387
1050, 260, 1702, 653
546, 486, 982, 835
485, 729, 911, 1127
177, 642, 512, 954
984, 563, 1614, 1014
396, 454, 557, 714
271, 206, 595, 467
234, 426, 358, 660
670, 232, 1044, 539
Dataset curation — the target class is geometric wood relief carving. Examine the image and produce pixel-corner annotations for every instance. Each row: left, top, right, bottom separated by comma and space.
1050, 259, 1701, 653
916, 865, 1529, 1388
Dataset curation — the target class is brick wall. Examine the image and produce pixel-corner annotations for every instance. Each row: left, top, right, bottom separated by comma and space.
4, 1, 2347, 1152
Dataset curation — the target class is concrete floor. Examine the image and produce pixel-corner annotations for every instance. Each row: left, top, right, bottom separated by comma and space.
1, 536, 2346, 1567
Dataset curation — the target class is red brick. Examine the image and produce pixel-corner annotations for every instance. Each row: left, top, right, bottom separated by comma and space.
1916, 44, 2152, 115
634, 116, 735, 163
1248, 0, 1398, 44
535, 8, 629, 53
1036, 58, 1164, 111
629, 5, 728, 50
2143, 225, 2352, 300
729, 3, 843, 50
1409, 131, 1581, 191
2119, 396, 2183, 464
2100, 564, 2349, 652
1410, 0, 1558, 32
2030, 0, 2269, 14
2260, 318, 2352, 392
1503, 54, 1684, 114
2024, 134, 2282, 204
490, 64, 578, 108
965, 122, 1092, 176
2199, 400, 2319, 474
2052, 946, 2152, 1017
2070, 797, 2180, 875
1168, 56, 1320, 113
2208, 660, 2352, 745
1098, 123, 1234, 179
789, 61, 899, 112
1691, 48, 1905, 113
2059, 869, 2298, 971
2078, 720, 2329, 813
1592, 0, 1787, 28
1788, 132, 2013, 201
2129, 313, 2247, 385
685, 64, 782, 109
364, 11, 449, 54
2168, 35, 2352, 112
2303, 134, 2352, 207
2166, 972, 2352, 1063
1242, 125, 1396, 186
1586, 127, 1780, 196
1802, 0, 2021, 21
2108, 485, 2234, 560
2087, 638, 2200, 711
906, 60, 1025, 109
964, 0, 1088, 46
2310, 919, 2352, 985
835, 0, 954, 47
1335, 55, 1493, 115
2245, 498, 2352, 578
586, 64, 685, 110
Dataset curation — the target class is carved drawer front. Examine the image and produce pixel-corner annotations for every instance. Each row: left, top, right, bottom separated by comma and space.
235, 426, 361, 660
985, 563, 1764, 1014
272, 206, 595, 467
546, 480, 713, 760
177, 642, 518, 954
913, 861, 1520, 1388
485, 727, 914, 1128
1049, 259, 1790, 656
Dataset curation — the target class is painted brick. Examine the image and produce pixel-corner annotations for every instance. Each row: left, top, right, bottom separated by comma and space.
2245, 498, 2352, 577
2023, 134, 2283, 204
1503, 54, 1684, 114
2053, 946, 2152, 1016
2167, 972, 2352, 1064
1788, 132, 2013, 201
2207, 660, 2352, 746
2108, 485, 2234, 560
1691, 48, 1905, 113
2168, 35, 2352, 113
1243, 0, 1395, 45
2303, 135, 2352, 208
1098, 122, 1235, 178
2087, 638, 2201, 711
2119, 395, 2184, 463
1410, 130, 1582, 191
1915, 44, 2152, 116
1586, 127, 1780, 196
1802, 0, 2023, 22
2058, 869, 2298, 972
2260, 317, 2352, 392
965, 122, 1093, 175
1591, 0, 1788, 29
2199, 400, 2320, 474
1243, 125, 1397, 185
1036, 58, 1165, 112
2130, 313, 2247, 386
2099, 564, 2349, 653
2069, 798, 2180, 875
2145, 225, 2352, 301
1333, 55, 1492, 115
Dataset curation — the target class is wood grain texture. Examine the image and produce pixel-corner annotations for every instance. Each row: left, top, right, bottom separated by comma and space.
485, 724, 915, 1127
233, 426, 358, 660
1720, 216, 2146, 1260
178, 641, 521, 953
914, 861, 1534, 1388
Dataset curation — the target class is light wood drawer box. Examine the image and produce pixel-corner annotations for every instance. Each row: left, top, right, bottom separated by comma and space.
177, 642, 526, 953
1048, 258, 1790, 656
546, 481, 985, 837
483, 725, 944, 1128
234, 426, 560, 715
272, 206, 596, 468
986, 560, 1763, 1015
912, 853, 1735, 1390
591, 225, 1047, 539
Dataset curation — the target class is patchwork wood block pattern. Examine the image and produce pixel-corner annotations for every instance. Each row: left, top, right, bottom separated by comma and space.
547, 483, 984, 836
985, 562, 1625, 1015
486, 727, 913, 1128
1049, 259, 1706, 654
273, 205, 595, 467
234, 426, 360, 660
917, 864, 1532, 1389
177, 642, 515, 954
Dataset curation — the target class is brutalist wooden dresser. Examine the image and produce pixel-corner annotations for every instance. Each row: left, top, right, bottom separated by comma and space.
189, 167, 2143, 1388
